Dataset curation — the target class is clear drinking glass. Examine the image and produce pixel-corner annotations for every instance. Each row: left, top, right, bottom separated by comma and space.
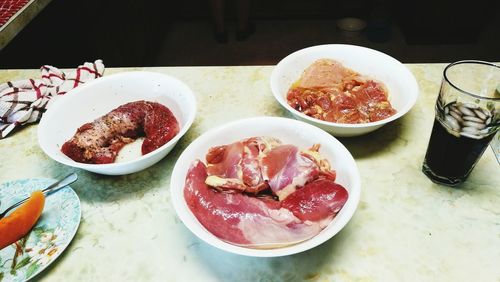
422, 60, 500, 186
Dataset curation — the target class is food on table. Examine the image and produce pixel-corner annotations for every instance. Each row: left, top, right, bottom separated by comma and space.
0, 191, 45, 250
184, 137, 348, 249
287, 58, 396, 123
204, 137, 336, 200
281, 179, 348, 222
61, 100, 179, 164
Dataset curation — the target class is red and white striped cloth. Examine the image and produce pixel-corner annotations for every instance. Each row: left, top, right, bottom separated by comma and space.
0, 0, 29, 27
0, 60, 105, 138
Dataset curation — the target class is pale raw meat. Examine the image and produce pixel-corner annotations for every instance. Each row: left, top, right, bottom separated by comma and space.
297, 59, 356, 88
261, 145, 319, 200
206, 142, 244, 179
204, 137, 335, 200
205, 137, 281, 193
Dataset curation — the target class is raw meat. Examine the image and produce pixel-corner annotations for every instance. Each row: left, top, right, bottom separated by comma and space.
205, 137, 281, 194
205, 137, 335, 200
261, 144, 319, 200
184, 161, 327, 248
61, 100, 179, 164
183, 137, 349, 249
287, 58, 396, 123
281, 179, 348, 222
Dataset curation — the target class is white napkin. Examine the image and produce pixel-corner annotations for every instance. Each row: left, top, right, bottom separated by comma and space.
0, 60, 105, 138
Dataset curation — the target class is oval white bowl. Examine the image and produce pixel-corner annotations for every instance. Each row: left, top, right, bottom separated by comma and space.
38, 71, 196, 175
270, 44, 419, 137
170, 117, 361, 257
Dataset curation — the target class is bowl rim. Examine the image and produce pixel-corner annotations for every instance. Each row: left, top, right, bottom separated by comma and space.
170, 116, 361, 257
37, 71, 197, 169
270, 44, 419, 129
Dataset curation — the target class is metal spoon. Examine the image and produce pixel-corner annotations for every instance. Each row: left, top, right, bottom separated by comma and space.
0, 172, 78, 219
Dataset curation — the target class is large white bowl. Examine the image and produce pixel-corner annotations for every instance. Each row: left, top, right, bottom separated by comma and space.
270, 44, 419, 137
38, 71, 196, 175
170, 117, 361, 257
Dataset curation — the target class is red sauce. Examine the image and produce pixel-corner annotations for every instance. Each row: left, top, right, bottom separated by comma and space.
287, 59, 396, 124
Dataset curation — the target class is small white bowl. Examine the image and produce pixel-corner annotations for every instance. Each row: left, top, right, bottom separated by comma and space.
270, 44, 419, 137
38, 71, 196, 175
170, 117, 361, 257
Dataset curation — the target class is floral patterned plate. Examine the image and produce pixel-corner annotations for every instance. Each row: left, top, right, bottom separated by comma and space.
0, 178, 81, 281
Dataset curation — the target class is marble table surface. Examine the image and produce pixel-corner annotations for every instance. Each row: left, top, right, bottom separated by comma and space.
0, 65, 498, 282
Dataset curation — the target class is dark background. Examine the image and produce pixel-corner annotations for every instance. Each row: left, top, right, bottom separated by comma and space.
0, 0, 499, 68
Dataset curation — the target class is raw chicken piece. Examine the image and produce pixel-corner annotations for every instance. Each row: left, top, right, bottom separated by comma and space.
205, 137, 336, 201
297, 59, 357, 88
261, 144, 319, 200
205, 137, 281, 193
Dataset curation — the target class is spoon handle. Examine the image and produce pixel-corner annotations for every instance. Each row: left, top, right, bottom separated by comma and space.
42, 173, 78, 195
0, 173, 78, 219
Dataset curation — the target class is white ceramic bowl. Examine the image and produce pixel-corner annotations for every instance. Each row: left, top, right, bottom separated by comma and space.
170, 117, 361, 257
270, 44, 419, 137
38, 71, 196, 175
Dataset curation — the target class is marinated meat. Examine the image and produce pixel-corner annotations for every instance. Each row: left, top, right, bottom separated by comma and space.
287, 59, 396, 123
61, 100, 179, 164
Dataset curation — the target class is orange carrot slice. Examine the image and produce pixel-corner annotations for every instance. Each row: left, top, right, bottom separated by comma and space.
0, 190, 45, 250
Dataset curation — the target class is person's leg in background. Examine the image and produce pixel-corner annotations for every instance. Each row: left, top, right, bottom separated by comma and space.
209, 0, 228, 43
235, 0, 255, 41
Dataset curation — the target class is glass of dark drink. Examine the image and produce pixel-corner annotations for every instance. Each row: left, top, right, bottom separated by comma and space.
422, 60, 500, 186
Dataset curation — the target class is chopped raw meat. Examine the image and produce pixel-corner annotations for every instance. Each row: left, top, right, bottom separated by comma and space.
287, 59, 396, 123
